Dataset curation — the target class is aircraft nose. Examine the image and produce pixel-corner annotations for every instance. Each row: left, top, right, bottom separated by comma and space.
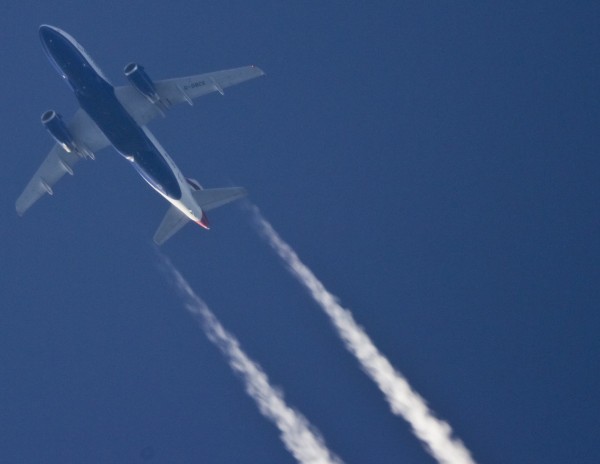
39, 25, 61, 45
39, 24, 52, 40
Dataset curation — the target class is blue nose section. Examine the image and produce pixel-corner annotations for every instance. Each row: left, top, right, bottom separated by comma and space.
39, 24, 58, 44
38, 24, 90, 83
38, 25, 70, 77
39, 25, 64, 57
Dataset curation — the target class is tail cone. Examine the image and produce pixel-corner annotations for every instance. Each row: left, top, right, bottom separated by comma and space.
196, 211, 210, 230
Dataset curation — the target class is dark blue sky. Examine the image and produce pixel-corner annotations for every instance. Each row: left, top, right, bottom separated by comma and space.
2, 2, 599, 463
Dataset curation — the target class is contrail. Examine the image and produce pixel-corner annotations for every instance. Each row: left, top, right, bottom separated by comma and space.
251, 206, 476, 464
157, 253, 343, 464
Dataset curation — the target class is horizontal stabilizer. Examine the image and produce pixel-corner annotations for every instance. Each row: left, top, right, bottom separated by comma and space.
153, 205, 189, 246
192, 187, 247, 211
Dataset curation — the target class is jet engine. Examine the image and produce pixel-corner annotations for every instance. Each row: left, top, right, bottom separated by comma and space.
124, 62, 160, 104
41, 110, 94, 159
41, 110, 77, 154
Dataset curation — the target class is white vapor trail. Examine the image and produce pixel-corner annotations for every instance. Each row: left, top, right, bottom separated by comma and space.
251, 206, 476, 464
158, 253, 342, 464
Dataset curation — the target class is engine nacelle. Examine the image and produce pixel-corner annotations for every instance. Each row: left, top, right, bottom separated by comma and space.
41, 110, 77, 154
124, 62, 160, 104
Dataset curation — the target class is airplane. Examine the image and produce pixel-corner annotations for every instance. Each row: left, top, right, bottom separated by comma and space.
16, 25, 264, 245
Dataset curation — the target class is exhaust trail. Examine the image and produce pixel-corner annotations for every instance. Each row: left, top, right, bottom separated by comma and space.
251, 206, 476, 464
157, 253, 342, 464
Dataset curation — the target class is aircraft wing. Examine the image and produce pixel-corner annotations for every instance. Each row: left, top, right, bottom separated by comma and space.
114, 65, 265, 126
15, 109, 110, 215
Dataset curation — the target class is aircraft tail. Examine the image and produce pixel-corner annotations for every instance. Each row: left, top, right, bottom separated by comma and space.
153, 187, 247, 245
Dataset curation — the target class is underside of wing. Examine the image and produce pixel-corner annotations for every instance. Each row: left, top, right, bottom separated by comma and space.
156, 65, 265, 105
16, 109, 110, 215
114, 65, 265, 126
